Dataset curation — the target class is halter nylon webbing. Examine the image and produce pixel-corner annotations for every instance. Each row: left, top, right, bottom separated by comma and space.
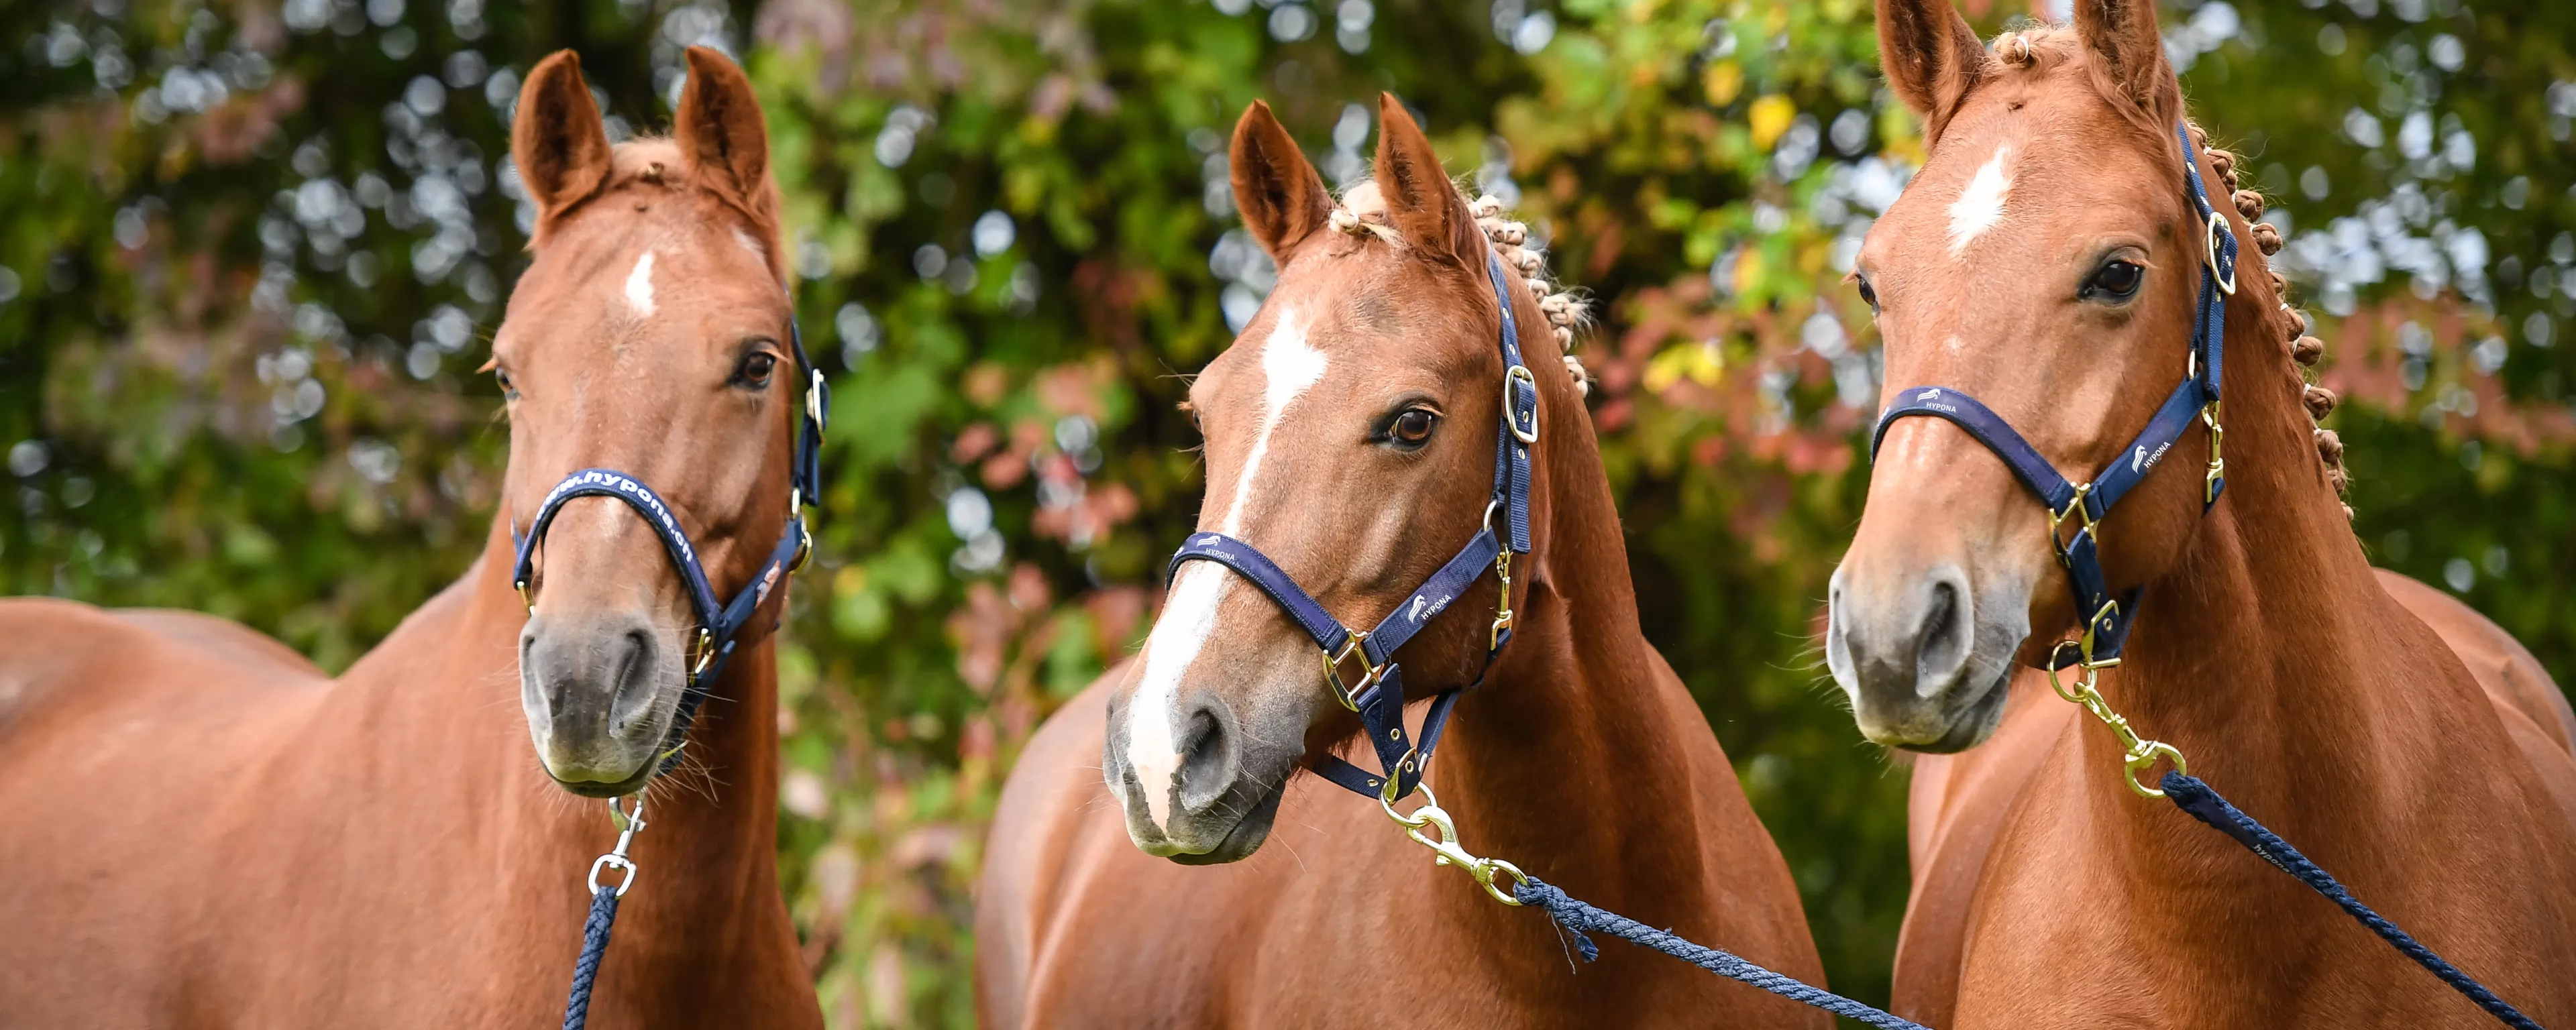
1869, 121, 2236, 669
1165, 247, 1538, 803
513, 317, 826, 772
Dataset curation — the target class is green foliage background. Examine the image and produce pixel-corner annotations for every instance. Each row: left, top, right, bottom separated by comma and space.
3, 0, 2569, 1024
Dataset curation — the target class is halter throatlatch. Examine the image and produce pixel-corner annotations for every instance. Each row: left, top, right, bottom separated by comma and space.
1868, 122, 2235, 797
1165, 247, 1538, 805
512, 317, 828, 775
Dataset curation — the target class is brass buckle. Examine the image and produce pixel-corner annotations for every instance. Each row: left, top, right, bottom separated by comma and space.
2047, 483, 2099, 562
1321, 630, 1383, 712
687, 626, 717, 681
2200, 401, 2225, 504
1501, 365, 1540, 445
786, 513, 814, 574
2204, 217, 2238, 296
1489, 551, 1516, 650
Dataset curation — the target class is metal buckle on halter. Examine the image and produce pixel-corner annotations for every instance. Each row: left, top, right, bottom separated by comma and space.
686, 626, 718, 681
786, 511, 815, 574
2047, 483, 2099, 563
2200, 400, 2226, 504
515, 576, 536, 614
1489, 550, 1517, 651
2204, 217, 2239, 296
1501, 365, 1540, 445
1322, 630, 1383, 712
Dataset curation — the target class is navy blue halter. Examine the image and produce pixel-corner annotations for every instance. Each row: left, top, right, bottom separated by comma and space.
1871, 122, 2238, 670
1165, 247, 1539, 803
512, 318, 827, 773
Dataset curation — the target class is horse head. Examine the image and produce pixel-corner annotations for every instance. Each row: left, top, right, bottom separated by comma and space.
1102, 95, 1577, 862
496, 47, 806, 797
1827, 0, 2309, 752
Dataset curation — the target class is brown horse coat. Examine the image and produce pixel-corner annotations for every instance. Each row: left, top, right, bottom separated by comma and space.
0, 48, 822, 1028
1833, 4, 2576, 1026
977, 97, 1826, 1029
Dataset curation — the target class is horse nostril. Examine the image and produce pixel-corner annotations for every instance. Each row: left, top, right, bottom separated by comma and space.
1174, 703, 1236, 811
606, 624, 661, 738
1915, 576, 1972, 687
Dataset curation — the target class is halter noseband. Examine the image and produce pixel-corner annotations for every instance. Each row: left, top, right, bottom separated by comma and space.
1164, 247, 1540, 804
1870, 122, 2239, 671
511, 317, 828, 773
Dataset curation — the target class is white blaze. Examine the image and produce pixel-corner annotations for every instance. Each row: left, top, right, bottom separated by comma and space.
1947, 145, 2013, 254
623, 249, 658, 317
1122, 308, 1328, 831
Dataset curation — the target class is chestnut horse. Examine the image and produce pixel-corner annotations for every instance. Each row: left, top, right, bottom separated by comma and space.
0, 49, 822, 1027
1829, 3, 2576, 1026
976, 95, 1827, 1027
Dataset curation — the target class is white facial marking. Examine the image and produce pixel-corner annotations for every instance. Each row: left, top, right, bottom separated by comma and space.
731, 227, 766, 260
1121, 307, 1329, 832
1947, 145, 2014, 254
1124, 562, 1228, 829
1224, 308, 1329, 532
623, 249, 658, 318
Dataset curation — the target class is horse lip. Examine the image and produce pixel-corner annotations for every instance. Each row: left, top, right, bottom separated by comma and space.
1165, 775, 1289, 866
1900, 665, 2012, 754
548, 761, 658, 799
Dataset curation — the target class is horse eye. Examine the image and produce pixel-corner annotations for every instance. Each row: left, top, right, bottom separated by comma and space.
733, 350, 779, 388
1389, 408, 1438, 447
494, 367, 519, 399
1855, 276, 1880, 312
2084, 260, 2144, 301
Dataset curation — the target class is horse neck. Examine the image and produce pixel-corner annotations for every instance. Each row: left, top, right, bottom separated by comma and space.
2094, 285, 2461, 837
372, 518, 786, 956
1425, 387, 1707, 895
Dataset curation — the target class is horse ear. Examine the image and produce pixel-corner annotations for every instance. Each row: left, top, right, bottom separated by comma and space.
2073, 0, 2180, 125
1874, 0, 1984, 143
674, 46, 775, 219
1371, 93, 1479, 266
511, 50, 614, 228
1229, 101, 1332, 260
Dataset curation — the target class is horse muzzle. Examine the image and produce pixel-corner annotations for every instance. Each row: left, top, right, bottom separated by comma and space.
520, 610, 686, 795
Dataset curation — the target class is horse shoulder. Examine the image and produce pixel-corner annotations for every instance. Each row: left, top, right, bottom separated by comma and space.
1888, 671, 2074, 1026
978, 664, 1120, 1029
2373, 568, 2576, 758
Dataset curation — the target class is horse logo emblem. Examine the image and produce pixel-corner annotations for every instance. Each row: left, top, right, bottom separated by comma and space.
1917, 388, 1943, 401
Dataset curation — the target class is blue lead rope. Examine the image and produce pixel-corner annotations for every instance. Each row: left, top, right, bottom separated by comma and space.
2160, 772, 2544, 1029
561, 886, 621, 1030
1512, 876, 1931, 1029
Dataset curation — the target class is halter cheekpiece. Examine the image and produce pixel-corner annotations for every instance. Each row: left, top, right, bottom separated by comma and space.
1870, 121, 2239, 673
511, 317, 828, 773
1164, 247, 1540, 805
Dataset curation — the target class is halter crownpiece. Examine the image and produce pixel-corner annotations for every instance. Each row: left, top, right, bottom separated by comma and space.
1870, 121, 2237, 674
1164, 246, 1539, 804
511, 316, 828, 773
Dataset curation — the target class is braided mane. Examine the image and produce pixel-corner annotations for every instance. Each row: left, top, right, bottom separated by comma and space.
1326, 182, 1593, 396
1992, 27, 2352, 519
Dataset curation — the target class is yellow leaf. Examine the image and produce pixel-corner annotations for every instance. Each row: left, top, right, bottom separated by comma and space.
1644, 341, 1726, 393
1749, 95, 1795, 151
1733, 247, 1766, 298
1703, 61, 1743, 107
